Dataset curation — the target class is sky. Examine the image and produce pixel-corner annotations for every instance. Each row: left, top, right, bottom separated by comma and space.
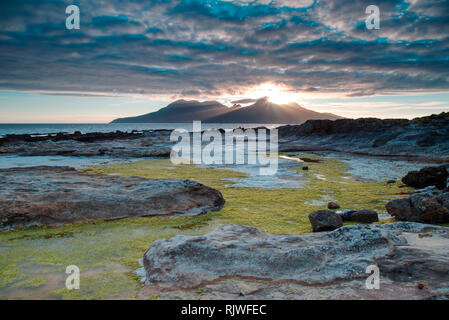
0, 0, 448, 123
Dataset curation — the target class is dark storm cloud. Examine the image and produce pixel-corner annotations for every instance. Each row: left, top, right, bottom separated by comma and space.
0, 0, 448, 97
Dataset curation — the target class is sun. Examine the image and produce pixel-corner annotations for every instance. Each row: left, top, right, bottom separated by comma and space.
244, 83, 296, 104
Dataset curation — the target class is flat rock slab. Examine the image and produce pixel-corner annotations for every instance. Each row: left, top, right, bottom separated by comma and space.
143, 222, 449, 295
0, 166, 225, 231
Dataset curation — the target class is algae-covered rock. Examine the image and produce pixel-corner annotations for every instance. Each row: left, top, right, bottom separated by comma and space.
0, 166, 225, 231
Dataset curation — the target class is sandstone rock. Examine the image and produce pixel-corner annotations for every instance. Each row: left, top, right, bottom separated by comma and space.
386, 186, 449, 223
142, 222, 449, 290
308, 210, 343, 232
327, 202, 340, 209
338, 209, 379, 223
0, 166, 225, 231
402, 166, 449, 190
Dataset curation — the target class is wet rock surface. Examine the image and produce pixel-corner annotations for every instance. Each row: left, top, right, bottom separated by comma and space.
142, 223, 449, 299
401, 166, 449, 190
0, 166, 225, 231
308, 210, 343, 232
386, 186, 449, 223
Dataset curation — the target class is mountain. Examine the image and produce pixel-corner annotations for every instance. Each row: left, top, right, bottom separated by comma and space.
111, 99, 229, 123
204, 97, 343, 123
111, 97, 343, 124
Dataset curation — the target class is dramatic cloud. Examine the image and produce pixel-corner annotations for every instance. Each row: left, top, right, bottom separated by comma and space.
0, 0, 448, 99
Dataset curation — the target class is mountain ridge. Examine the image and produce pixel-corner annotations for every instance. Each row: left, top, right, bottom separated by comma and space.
111, 97, 344, 124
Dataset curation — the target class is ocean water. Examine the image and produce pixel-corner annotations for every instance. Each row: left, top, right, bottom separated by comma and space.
0, 123, 281, 137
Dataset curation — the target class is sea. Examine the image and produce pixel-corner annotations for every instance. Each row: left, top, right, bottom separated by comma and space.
0, 123, 281, 137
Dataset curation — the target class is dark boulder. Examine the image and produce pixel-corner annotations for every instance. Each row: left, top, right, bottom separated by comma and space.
339, 209, 379, 223
308, 210, 343, 232
401, 166, 448, 190
386, 187, 449, 224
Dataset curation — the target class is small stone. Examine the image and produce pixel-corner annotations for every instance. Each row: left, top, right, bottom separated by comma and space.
302, 166, 309, 171
327, 202, 340, 210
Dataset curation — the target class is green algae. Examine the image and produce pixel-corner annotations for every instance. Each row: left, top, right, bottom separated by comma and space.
83, 156, 411, 234
12, 277, 47, 289
0, 264, 26, 288
0, 154, 413, 299
53, 272, 139, 300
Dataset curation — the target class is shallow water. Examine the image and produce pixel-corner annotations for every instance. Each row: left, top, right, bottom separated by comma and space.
200, 153, 308, 189
317, 152, 429, 182
0, 155, 144, 169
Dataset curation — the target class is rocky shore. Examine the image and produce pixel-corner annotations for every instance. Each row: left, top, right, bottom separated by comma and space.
278, 112, 449, 160
1, 113, 449, 300
138, 164, 449, 299
1, 112, 448, 161
0, 129, 173, 158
